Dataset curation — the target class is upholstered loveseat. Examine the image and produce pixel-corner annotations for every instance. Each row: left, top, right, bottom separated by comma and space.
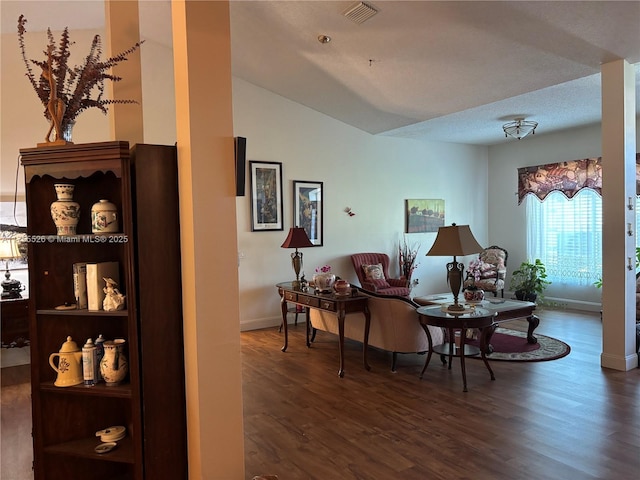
308, 287, 444, 371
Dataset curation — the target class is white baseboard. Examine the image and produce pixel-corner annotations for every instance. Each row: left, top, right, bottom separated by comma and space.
240, 317, 280, 332
241, 315, 308, 332
541, 296, 601, 312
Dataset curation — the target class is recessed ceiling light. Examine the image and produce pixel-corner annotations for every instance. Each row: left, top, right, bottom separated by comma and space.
318, 35, 331, 44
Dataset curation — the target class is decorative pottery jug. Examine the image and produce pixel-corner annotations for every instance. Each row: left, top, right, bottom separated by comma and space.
49, 336, 83, 387
100, 339, 128, 386
91, 199, 119, 233
334, 279, 351, 295
464, 288, 485, 303
50, 183, 80, 235
313, 273, 336, 293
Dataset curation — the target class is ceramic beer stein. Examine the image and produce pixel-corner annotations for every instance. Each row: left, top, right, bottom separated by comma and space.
100, 339, 128, 386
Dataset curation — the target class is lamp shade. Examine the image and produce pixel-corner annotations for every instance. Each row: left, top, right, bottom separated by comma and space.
426, 224, 483, 257
281, 227, 314, 249
0, 239, 21, 260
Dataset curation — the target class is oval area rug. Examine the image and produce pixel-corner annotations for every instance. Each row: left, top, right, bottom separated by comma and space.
468, 328, 571, 362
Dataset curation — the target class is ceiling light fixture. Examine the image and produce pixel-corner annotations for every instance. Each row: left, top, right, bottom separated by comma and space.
317, 35, 331, 44
343, 1, 379, 24
503, 118, 538, 140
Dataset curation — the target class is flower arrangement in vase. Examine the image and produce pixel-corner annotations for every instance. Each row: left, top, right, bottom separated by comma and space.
313, 265, 335, 293
17, 15, 143, 146
399, 235, 420, 292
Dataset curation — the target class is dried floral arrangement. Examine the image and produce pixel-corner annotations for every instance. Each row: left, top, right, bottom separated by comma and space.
399, 235, 420, 290
17, 15, 143, 144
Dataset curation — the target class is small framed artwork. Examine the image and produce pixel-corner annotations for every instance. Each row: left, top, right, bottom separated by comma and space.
293, 180, 323, 246
406, 199, 445, 233
250, 161, 283, 231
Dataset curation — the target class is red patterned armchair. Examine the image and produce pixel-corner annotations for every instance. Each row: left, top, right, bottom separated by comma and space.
351, 253, 411, 297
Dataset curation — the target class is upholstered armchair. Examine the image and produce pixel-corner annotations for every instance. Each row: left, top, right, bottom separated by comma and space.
350, 253, 411, 297
465, 245, 508, 297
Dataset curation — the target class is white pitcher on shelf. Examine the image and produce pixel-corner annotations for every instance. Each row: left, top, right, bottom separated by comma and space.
100, 339, 128, 386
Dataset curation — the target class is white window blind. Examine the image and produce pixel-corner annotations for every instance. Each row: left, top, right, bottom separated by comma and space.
526, 190, 602, 286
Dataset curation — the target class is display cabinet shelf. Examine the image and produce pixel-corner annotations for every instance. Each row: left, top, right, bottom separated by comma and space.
36, 308, 129, 316
40, 381, 132, 398
22, 141, 187, 480
44, 435, 135, 464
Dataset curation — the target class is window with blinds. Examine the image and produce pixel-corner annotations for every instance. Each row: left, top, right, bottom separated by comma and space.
526, 189, 603, 286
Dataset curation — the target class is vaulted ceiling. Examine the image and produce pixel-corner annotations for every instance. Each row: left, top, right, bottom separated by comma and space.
3, 1, 640, 146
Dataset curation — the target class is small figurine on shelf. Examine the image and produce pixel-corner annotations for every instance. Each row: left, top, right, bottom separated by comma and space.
103, 277, 125, 311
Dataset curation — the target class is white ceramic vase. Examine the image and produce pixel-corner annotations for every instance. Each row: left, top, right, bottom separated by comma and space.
50, 184, 80, 235
313, 273, 336, 293
91, 199, 119, 233
100, 339, 128, 386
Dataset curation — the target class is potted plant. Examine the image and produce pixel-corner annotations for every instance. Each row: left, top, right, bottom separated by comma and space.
510, 259, 551, 302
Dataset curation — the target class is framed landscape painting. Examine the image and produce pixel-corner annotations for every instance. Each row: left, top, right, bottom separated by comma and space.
250, 161, 283, 231
293, 180, 323, 246
405, 199, 445, 233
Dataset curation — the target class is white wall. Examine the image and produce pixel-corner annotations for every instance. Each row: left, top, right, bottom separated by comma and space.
233, 78, 489, 330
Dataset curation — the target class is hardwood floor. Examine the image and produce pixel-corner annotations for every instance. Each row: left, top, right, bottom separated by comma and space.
3, 309, 638, 479
243, 309, 640, 480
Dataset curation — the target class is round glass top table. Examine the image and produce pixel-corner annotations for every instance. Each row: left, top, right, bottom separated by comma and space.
416, 305, 497, 392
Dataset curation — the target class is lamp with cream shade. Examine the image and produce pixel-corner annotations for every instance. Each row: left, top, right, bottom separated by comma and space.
426, 223, 483, 312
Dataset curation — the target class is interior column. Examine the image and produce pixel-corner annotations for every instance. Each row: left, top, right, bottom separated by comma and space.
601, 59, 638, 371
171, 1, 245, 478
104, 0, 144, 144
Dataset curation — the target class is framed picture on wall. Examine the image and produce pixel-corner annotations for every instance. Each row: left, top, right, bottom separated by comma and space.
250, 161, 283, 231
293, 180, 323, 246
405, 199, 445, 233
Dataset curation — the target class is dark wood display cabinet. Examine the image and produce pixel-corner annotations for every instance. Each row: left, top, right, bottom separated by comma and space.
20, 141, 187, 480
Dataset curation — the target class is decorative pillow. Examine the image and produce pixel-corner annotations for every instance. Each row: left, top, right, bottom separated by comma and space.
362, 263, 385, 281
362, 263, 391, 289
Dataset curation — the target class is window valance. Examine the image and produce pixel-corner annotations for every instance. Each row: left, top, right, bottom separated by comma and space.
517, 154, 640, 204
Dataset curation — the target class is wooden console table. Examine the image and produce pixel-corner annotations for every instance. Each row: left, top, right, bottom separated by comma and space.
276, 282, 371, 377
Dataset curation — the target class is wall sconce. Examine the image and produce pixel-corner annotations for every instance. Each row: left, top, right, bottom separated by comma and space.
628, 223, 633, 236
628, 197, 634, 210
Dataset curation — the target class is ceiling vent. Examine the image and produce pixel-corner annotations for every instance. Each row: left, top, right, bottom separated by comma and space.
343, 2, 379, 24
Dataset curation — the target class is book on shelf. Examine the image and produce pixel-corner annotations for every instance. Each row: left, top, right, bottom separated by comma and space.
86, 261, 120, 311
72, 262, 88, 309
